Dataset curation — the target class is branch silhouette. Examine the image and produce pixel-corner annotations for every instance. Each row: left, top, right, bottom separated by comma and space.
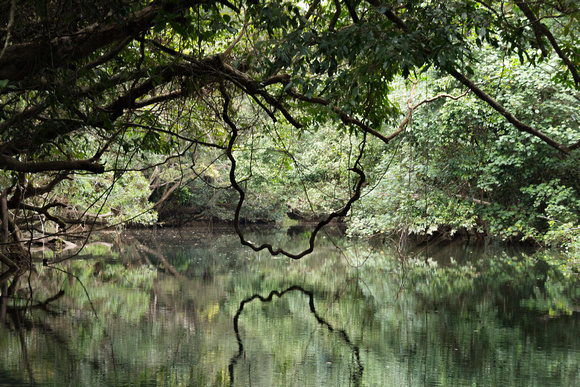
220, 83, 367, 259
228, 285, 363, 385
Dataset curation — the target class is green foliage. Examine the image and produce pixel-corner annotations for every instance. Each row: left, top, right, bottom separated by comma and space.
402, 252, 580, 317
1, 0, 580, 254
155, 112, 364, 225
233, 122, 359, 218
5, 230, 580, 386
350, 48, 580, 246
59, 171, 157, 226
349, 146, 479, 237
173, 185, 192, 205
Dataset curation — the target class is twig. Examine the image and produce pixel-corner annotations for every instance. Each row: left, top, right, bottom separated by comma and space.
46, 265, 98, 318
0, 0, 16, 62
223, 18, 249, 58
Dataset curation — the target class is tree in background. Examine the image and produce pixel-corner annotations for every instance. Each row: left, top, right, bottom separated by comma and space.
349, 49, 580, 247
0, 0, 579, 289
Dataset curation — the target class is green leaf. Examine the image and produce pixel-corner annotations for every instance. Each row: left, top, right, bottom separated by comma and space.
170, 21, 189, 38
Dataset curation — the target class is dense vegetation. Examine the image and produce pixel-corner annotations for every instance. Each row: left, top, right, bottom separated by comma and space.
1, 0, 579, 288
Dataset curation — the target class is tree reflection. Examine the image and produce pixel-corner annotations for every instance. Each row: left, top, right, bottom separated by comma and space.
229, 285, 364, 386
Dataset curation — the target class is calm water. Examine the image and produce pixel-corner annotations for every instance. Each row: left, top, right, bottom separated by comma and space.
0, 227, 578, 386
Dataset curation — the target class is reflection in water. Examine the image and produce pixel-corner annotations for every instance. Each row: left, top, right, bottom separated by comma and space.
229, 285, 363, 386
0, 228, 577, 386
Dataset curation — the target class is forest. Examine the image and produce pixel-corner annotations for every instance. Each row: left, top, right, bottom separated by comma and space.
1, 0, 579, 286
1, 1, 580, 385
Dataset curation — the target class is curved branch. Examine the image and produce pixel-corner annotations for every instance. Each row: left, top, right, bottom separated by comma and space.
132, 90, 184, 108
540, 24, 580, 86
0, 102, 49, 139
366, 0, 408, 31
344, 0, 360, 23
391, 82, 471, 139
5, 173, 69, 211
411, 86, 470, 110
16, 203, 67, 228
142, 40, 303, 129
515, 1, 580, 85
220, 82, 366, 260
223, 19, 249, 58
514, 1, 549, 57
79, 36, 134, 73
220, 63, 303, 128
306, 0, 322, 20
386, 82, 418, 141
118, 123, 226, 150
366, 0, 576, 153
330, 0, 342, 31
287, 88, 398, 144
228, 285, 363, 385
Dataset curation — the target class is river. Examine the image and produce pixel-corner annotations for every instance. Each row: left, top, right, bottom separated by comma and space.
0, 227, 578, 386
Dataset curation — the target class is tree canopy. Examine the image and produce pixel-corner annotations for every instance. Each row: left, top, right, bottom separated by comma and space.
1, 0, 579, 284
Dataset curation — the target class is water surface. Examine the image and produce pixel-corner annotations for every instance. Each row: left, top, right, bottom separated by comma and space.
0, 227, 578, 386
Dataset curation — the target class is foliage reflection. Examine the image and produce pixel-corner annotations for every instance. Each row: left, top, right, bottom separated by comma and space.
229, 285, 363, 386
0, 228, 577, 386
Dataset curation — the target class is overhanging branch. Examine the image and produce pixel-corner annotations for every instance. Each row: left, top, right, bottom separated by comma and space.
515, 0, 580, 85
365, 0, 576, 154
286, 88, 396, 144
0, 0, 196, 82
17, 203, 67, 228
0, 155, 105, 173
447, 68, 570, 154
220, 82, 367, 260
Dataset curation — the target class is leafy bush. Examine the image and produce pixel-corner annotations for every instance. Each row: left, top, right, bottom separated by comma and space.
58, 171, 157, 226
349, 49, 580, 246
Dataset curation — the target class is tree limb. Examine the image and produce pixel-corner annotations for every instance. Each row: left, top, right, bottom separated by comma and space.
21, 173, 70, 199
514, 1, 549, 57
411, 87, 471, 110
366, 0, 408, 31
0, 0, 16, 62
286, 88, 397, 144
223, 19, 249, 58
0, 155, 105, 173
79, 36, 134, 73
0, 0, 196, 82
344, 0, 360, 23
17, 203, 67, 228
220, 82, 367, 259
515, 1, 580, 85
365, 0, 576, 153
5, 173, 69, 213
447, 68, 570, 154
118, 123, 225, 149
330, 0, 342, 31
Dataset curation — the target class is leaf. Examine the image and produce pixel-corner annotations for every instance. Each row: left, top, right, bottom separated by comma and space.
562, 16, 575, 36
478, 27, 486, 39
170, 21, 190, 38
283, 81, 294, 92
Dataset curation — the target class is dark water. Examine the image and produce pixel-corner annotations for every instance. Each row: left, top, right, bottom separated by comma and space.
0, 227, 578, 386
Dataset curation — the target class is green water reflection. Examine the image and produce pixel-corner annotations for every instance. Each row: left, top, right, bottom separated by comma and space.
0, 228, 578, 386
